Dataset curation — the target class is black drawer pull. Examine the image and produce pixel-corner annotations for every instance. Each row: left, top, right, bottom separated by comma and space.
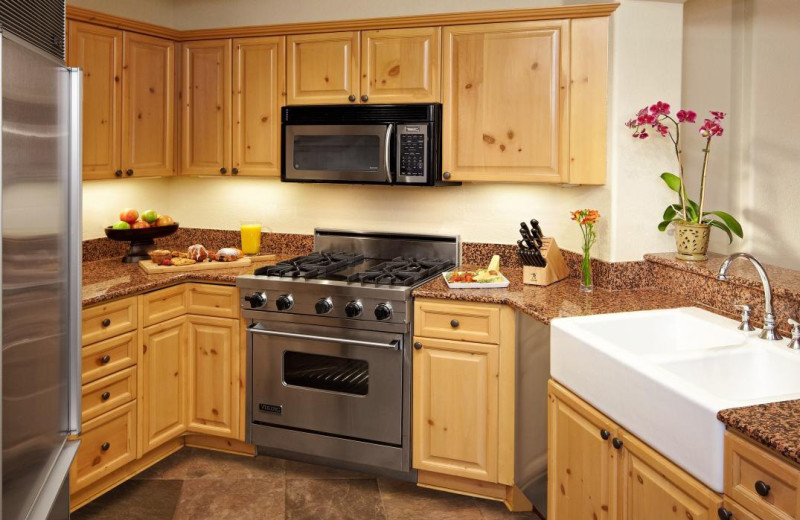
755, 480, 771, 497
717, 508, 732, 520
612, 438, 623, 450
101, 442, 110, 451
101, 318, 111, 327
413, 342, 422, 350
450, 319, 459, 328
600, 429, 610, 440
101, 392, 111, 401
100, 355, 111, 364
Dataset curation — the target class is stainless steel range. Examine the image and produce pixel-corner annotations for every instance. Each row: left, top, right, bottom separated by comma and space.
237, 229, 459, 479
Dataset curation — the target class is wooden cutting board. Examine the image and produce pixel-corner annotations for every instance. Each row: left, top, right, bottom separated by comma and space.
139, 253, 277, 274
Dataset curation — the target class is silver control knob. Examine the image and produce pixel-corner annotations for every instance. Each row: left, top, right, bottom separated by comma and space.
276, 294, 294, 311
374, 302, 393, 321
345, 300, 363, 318
315, 297, 333, 314
244, 292, 267, 309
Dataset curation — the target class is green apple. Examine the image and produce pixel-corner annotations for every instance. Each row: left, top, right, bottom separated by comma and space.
141, 209, 159, 223
112, 220, 131, 230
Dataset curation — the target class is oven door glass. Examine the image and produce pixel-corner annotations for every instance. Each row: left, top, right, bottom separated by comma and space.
284, 124, 393, 183
250, 322, 403, 445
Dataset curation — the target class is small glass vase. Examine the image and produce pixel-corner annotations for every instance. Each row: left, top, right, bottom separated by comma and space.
580, 248, 593, 293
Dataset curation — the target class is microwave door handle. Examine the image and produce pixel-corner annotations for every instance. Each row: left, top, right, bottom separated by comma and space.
384, 125, 393, 183
249, 325, 400, 351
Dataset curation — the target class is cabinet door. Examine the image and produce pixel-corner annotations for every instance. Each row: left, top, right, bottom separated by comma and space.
287, 32, 359, 105
619, 430, 723, 520
180, 39, 232, 175
548, 380, 617, 520
361, 27, 440, 103
67, 22, 122, 180
140, 316, 187, 454
186, 316, 239, 439
442, 21, 569, 183
413, 336, 498, 482
233, 37, 285, 176
122, 32, 175, 177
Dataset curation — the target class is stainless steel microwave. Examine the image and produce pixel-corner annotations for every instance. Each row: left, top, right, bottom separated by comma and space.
281, 103, 451, 185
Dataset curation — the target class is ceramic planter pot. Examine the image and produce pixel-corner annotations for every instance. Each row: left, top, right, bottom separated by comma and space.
674, 221, 710, 261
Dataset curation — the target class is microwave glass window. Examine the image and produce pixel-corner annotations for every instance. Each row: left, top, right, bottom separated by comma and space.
283, 351, 369, 396
293, 135, 380, 172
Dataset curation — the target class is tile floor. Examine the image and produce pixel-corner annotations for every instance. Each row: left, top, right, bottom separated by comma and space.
71, 448, 542, 520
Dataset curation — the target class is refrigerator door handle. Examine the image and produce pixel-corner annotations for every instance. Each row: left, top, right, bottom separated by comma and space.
67, 66, 83, 436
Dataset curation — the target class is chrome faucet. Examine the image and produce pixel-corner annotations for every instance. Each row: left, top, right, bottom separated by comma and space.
716, 253, 783, 341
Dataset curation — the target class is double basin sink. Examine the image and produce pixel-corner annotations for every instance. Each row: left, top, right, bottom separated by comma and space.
551, 307, 800, 492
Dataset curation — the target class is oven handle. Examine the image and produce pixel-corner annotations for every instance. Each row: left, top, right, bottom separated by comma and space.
248, 325, 400, 351
384, 124, 393, 183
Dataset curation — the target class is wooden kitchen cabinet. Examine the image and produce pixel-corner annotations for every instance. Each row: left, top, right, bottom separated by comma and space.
548, 379, 618, 520
413, 335, 499, 482
186, 315, 240, 439
549, 380, 723, 519
287, 32, 360, 105
232, 37, 285, 176
360, 27, 440, 103
139, 316, 188, 455
122, 32, 175, 177
180, 39, 232, 175
67, 22, 122, 180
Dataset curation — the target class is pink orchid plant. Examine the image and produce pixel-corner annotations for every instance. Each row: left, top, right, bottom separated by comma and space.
625, 102, 743, 243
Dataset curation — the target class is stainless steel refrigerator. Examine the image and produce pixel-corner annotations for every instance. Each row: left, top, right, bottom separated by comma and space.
0, 30, 82, 520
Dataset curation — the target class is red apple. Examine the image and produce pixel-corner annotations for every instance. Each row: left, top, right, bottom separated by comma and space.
155, 215, 174, 227
131, 220, 150, 229
119, 208, 139, 224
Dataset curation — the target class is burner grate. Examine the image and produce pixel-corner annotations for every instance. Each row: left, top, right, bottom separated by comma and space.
255, 252, 365, 279
347, 257, 454, 286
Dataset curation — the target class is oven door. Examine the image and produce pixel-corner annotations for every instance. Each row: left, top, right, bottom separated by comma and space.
283, 124, 393, 183
250, 321, 403, 445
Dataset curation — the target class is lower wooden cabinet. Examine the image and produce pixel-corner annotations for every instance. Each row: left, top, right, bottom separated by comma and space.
186, 315, 240, 438
413, 336, 499, 482
140, 316, 188, 454
548, 380, 723, 519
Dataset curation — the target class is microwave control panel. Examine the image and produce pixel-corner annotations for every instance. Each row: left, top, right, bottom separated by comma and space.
396, 124, 429, 184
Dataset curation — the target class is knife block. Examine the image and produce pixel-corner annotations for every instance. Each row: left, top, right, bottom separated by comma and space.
522, 237, 570, 286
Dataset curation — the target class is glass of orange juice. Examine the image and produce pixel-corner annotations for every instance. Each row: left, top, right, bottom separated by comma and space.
240, 221, 262, 255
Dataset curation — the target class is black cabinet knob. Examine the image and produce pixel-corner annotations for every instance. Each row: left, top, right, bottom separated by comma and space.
600, 429, 611, 440
612, 438, 623, 450
413, 342, 423, 350
125, 169, 134, 176
361, 95, 369, 102
232, 167, 239, 175
220, 167, 227, 174
101, 391, 111, 401
450, 319, 460, 328
101, 318, 111, 327
100, 355, 111, 364
755, 480, 771, 497
101, 442, 110, 451
443, 171, 452, 180
114, 170, 123, 177
717, 508, 733, 520
348, 94, 356, 102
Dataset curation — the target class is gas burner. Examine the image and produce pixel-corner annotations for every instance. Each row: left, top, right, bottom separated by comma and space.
255, 252, 365, 279
347, 257, 454, 286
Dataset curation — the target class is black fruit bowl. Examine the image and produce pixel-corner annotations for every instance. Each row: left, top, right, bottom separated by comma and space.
104, 223, 179, 263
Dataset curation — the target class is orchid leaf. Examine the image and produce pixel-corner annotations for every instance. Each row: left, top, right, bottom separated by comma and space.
707, 219, 734, 244
657, 220, 674, 232
663, 205, 677, 221
660, 172, 682, 193
703, 210, 743, 238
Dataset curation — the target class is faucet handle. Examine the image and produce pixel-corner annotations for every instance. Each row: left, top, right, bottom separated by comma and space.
734, 303, 756, 332
788, 318, 800, 350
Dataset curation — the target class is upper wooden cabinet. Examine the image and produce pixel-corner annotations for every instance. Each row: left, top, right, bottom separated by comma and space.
180, 40, 231, 175
287, 32, 360, 105
232, 37, 285, 176
122, 33, 175, 177
361, 27, 440, 103
67, 22, 122, 180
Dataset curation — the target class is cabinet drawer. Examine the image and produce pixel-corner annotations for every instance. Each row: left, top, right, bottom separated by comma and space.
81, 331, 137, 384
186, 284, 239, 318
725, 431, 800, 519
722, 499, 760, 520
71, 401, 136, 492
82, 297, 137, 346
81, 367, 137, 422
414, 299, 500, 344
142, 285, 187, 326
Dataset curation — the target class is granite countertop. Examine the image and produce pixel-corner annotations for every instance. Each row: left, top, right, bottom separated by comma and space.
412, 266, 693, 323
718, 402, 800, 465
82, 255, 291, 306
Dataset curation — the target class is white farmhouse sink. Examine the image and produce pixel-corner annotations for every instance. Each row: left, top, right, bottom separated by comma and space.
551, 307, 800, 492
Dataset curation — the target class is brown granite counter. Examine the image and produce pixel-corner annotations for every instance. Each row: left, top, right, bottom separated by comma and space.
412, 267, 693, 324
82, 255, 291, 307
718, 401, 800, 465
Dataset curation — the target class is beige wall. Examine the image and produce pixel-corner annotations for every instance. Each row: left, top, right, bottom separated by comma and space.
67, 0, 175, 26
78, 0, 689, 263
